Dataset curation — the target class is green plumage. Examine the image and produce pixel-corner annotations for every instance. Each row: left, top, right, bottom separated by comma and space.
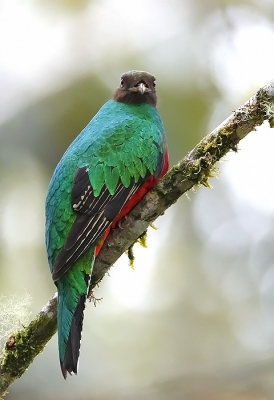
46, 101, 164, 266
45, 71, 168, 377
56, 249, 94, 361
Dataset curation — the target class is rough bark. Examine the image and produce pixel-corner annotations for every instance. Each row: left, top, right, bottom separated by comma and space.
0, 80, 273, 397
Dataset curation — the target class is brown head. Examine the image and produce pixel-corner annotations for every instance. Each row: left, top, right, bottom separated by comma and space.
113, 70, 157, 107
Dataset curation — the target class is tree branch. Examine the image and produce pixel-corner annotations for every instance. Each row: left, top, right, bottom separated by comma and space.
91, 80, 274, 287
1, 81, 273, 397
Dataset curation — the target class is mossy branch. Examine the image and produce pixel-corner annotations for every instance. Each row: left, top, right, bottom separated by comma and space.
90, 80, 274, 288
1, 81, 274, 397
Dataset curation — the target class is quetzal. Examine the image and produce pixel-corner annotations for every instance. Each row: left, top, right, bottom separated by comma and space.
45, 70, 169, 378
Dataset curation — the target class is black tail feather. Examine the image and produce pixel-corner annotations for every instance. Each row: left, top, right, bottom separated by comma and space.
60, 293, 87, 379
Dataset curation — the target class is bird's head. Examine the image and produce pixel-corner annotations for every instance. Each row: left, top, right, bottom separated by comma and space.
113, 70, 157, 107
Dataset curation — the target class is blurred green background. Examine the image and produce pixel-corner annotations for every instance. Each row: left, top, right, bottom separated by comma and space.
1, 0, 274, 399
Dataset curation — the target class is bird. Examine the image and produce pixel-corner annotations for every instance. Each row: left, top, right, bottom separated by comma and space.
45, 70, 169, 378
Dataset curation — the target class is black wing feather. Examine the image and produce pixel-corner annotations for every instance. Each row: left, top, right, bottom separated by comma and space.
52, 166, 147, 281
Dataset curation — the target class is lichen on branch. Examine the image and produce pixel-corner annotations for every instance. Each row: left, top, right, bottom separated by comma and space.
0, 80, 273, 397
91, 80, 274, 287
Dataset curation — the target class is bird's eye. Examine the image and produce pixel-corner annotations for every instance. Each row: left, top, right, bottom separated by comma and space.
120, 79, 124, 87
152, 81, 156, 87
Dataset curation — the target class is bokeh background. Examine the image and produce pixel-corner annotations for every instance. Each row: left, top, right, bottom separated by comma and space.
1, 0, 274, 399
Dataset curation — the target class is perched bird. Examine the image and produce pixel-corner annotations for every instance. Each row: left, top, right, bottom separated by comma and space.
45, 70, 169, 378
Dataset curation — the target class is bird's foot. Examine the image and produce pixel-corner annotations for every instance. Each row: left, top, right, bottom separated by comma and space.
88, 291, 103, 306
